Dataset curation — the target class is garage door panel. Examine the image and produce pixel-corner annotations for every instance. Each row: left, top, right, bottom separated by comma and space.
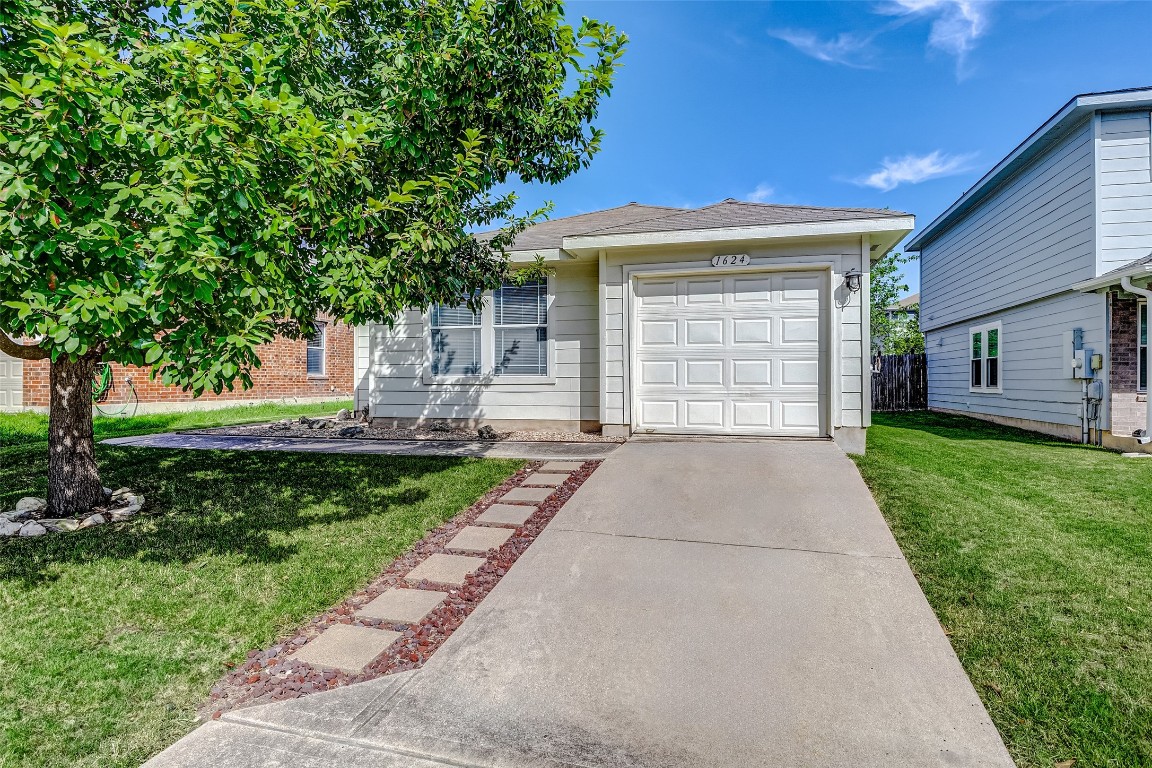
640, 400, 678, 427
0, 352, 22, 410
780, 317, 819, 343
685, 360, 723, 386
685, 279, 724, 303
639, 360, 678, 386
781, 401, 821, 430
634, 272, 824, 436
686, 320, 723, 345
641, 320, 677, 345
732, 277, 772, 302
637, 280, 678, 305
732, 402, 772, 429
732, 360, 771, 386
780, 275, 821, 302
780, 359, 819, 386
684, 400, 724, 429
733, 319, 771, 343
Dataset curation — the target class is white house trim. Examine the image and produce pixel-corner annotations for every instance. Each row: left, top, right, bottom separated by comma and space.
565, 216, 914, 253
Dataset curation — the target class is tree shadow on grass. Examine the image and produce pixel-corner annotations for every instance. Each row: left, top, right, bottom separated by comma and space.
872, 410, 1108, 453
0, 446, 479, 586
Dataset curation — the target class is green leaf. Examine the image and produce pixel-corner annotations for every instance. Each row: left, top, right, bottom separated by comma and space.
144, 344, 163, 364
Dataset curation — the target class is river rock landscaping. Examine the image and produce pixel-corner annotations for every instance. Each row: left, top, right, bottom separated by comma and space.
191, 417, 625, 444
0, 488, 144, 538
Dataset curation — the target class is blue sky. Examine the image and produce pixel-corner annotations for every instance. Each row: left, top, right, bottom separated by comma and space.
499, 0, 1152, 296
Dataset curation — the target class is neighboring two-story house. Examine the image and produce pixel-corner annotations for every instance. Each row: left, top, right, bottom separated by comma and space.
908, 87, 1152, 451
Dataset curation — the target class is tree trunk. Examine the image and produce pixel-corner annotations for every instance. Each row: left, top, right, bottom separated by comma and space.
48, 353, 105, 517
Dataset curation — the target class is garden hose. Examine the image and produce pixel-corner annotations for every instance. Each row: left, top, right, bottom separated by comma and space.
92, 362, 113, 402
92, 363, 140, 418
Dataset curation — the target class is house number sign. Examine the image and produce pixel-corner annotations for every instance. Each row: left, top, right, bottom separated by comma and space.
711, 254, 750, 267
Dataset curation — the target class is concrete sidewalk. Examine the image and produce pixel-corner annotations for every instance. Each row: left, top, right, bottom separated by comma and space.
101, 433, 620, 461
148, 439, 1014, 768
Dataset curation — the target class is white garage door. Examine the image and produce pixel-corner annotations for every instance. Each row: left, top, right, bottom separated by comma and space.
0, 349, 23, 410
632, 272, 825, 436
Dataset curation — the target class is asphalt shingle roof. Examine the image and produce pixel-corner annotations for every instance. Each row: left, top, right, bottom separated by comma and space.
485, 199, 908, 251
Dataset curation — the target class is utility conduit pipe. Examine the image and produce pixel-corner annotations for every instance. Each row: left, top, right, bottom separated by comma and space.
1122, 275, 1152, 444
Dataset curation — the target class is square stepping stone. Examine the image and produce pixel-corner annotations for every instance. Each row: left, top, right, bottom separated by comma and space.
539, 461, 583, 472
406, 553, 487, 585
447, 525, 514, 553
476, 504, 537, 526
523, 473, 566, 488
289, 624, 401, 674
501, 486, 554, 503
357, 588, 448, 624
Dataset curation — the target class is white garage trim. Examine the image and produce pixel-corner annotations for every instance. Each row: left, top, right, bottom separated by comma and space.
623, 260, 837, 437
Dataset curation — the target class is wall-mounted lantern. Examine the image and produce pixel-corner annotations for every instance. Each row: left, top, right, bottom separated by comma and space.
844, 268, 863, 293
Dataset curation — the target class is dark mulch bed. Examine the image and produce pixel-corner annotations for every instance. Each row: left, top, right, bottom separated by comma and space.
202, 460, 600, 719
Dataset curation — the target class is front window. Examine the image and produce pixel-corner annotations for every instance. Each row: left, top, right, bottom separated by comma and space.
493, 280, 548, 376
427, 279, 550, 379
430, 300, 482, 376
970, 322, 1002, 393
306, 322, 326, 376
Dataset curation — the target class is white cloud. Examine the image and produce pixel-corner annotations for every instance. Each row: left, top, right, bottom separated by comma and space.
768, 29, 877, 68
854, 150, 977, 191
879, 0, 992, 72
747, 183, 775, 203
771, 1, 993, 75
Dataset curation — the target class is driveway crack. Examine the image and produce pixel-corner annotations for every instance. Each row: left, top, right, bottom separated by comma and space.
551, 527, 903, 560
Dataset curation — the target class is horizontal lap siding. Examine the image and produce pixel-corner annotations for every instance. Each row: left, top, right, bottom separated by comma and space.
366, 261, 599, 424
1099, 110, 1152, 273
920, 117, 1096, 333
927, 292, 1104, 428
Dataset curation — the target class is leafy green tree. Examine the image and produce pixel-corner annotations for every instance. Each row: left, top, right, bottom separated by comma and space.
0, 0, 625, 516
870, 251, 924, 355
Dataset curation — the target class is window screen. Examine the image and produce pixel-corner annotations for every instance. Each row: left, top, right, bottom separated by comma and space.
494, 280, 547, 376
430, 300, 481, 376
307, 322, 326, 375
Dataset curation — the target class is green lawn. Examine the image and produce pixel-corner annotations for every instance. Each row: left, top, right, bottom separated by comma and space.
0, 399, 354, 448
0, 409, 522, 768
854, 412, 1152, 768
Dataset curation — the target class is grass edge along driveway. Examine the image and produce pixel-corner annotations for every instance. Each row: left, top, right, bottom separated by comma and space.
853, 411, 1152, 768
0, 407, 523, 768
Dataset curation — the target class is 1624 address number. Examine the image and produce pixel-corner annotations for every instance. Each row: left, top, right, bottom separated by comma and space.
711, 254, 751, 267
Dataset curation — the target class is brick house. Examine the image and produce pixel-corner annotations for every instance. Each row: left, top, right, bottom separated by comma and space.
0, 319, 356, 413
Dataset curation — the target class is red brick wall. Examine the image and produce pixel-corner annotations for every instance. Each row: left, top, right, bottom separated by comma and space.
1109, 292, 1146, 436
21, 320, 354, 407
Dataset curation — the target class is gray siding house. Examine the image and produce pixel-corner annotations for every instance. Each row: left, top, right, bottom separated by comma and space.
359, 200, 913, 452
908, 87, 1152, 450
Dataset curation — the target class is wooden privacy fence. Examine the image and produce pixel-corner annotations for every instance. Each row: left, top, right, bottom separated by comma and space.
871, 353, 928, 411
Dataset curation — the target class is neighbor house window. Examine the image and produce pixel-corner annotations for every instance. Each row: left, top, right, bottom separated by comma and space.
307, 322, 326, 376
1140, 302, 1148, 392
430, 299, 482, 376
969, 322, 1001, 393
493, 280, 548, 376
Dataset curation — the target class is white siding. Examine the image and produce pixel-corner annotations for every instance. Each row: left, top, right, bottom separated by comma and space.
353, 325, 370, 411
600, 236, 867, 431
0, 349, 23, 411
926, 292, 1105, 429
365, 261, 599, 426
1098, 110, 1152, 272
920, 117, 1097, 333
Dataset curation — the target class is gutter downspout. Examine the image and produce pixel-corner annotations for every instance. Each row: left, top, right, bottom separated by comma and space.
1122, 275, 1152, 444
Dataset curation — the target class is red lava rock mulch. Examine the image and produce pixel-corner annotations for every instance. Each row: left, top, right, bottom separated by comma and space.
201, 460, 600, 719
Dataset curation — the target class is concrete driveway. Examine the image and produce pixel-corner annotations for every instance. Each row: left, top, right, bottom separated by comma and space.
148, 438, 1014, 768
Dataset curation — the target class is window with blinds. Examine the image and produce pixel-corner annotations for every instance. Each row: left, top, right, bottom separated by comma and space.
430, 301, 482, 376
493, 280, 548, 376
307, 322, 326, 375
